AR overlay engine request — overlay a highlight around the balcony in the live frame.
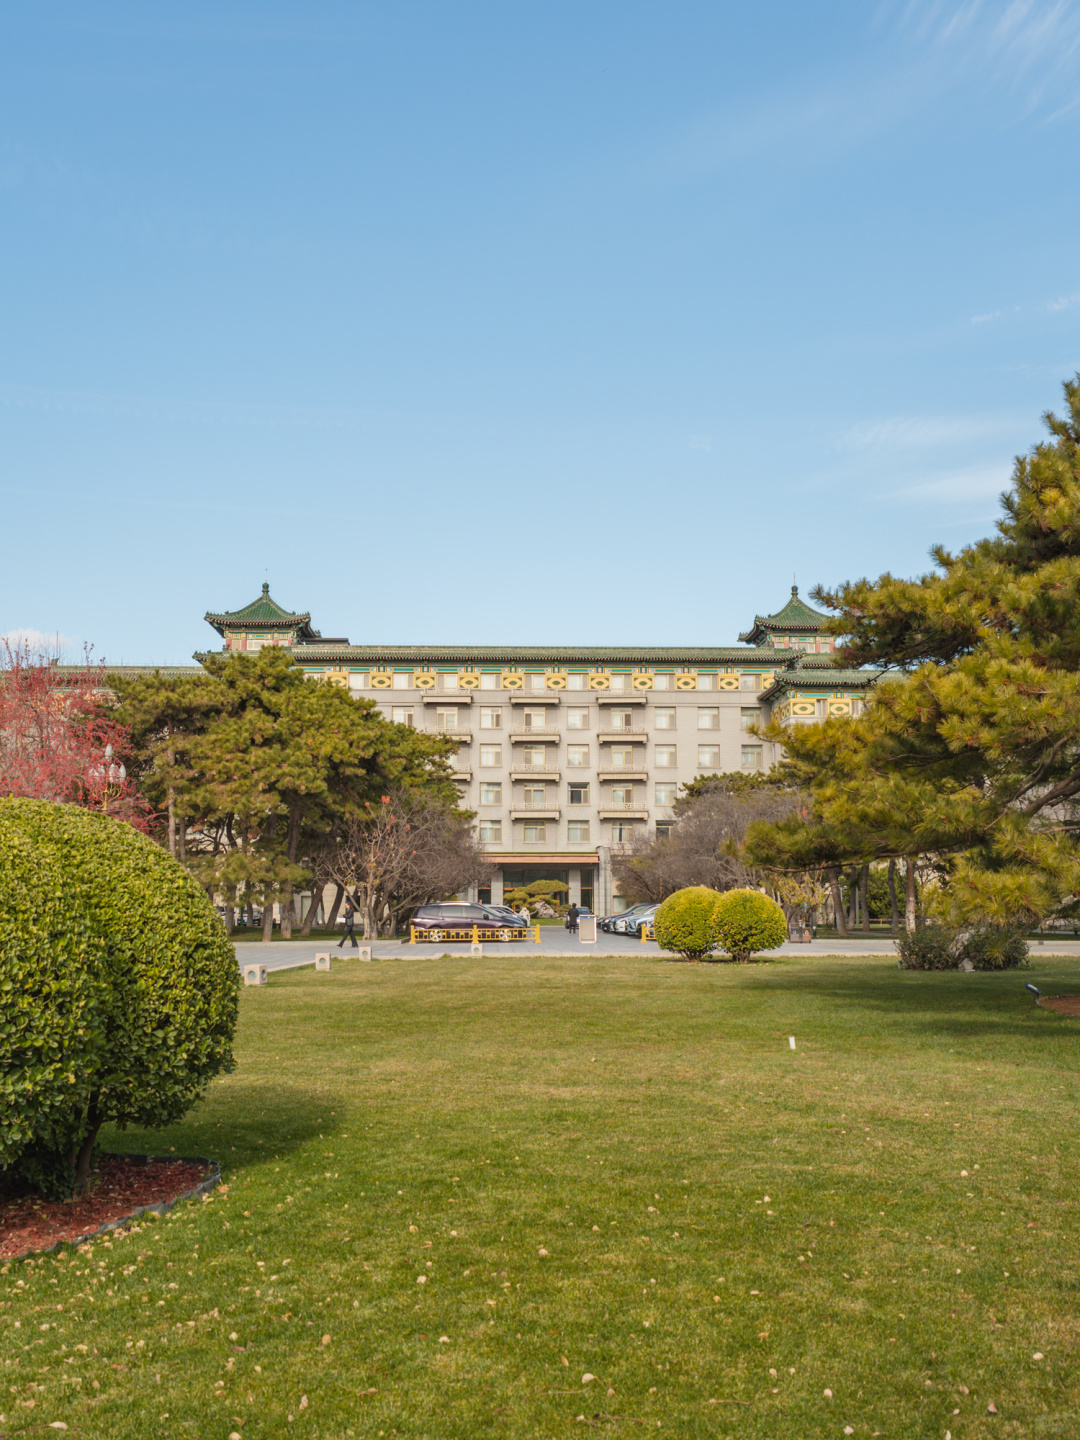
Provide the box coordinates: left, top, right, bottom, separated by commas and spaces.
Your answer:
509, 765, 560, 778
597, 727, 648, 741
421, 692, 473, 704
427, 728, 472, 741
598, 806, 648, 819
509, 693, 561, 705
597, 766, 648, 780
510, 805, 561, 819
510, 727, 560, 739
595, 693, 647, 705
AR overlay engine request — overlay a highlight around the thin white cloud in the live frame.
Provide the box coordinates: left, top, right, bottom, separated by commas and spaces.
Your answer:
1047, 292, 1080, 312
898, 462, 1014, 503
971, 310, 1002, 323
0, 627, 78, 657
838, 414, 1019, 450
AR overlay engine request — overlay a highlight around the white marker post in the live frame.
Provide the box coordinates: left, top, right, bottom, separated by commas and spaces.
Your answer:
578, 914, 597, 944
788, 1036, 796, 1050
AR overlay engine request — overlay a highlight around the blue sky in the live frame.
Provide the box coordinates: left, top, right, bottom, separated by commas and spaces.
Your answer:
2, 1, 1079, 663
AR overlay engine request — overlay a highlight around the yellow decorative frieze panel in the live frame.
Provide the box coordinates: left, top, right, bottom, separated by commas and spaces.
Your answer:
546, 672, 568, 689
829, 698, 852, 715
459, 671, 480, 689
370, 673, 393, 689
718, 675, 740, 690
674, 674, 697, 690
414, 672, 437, 689
631, 673, 653, 690
501, 672, 525, 690
588, 673, 611, 690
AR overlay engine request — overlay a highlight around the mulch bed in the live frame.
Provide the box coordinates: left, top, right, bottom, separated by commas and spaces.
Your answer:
0, 1154, 215, 1260
1038, 994, 1080, 1017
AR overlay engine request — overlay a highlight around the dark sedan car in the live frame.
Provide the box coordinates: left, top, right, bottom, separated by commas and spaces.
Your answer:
410, 902, 530, 942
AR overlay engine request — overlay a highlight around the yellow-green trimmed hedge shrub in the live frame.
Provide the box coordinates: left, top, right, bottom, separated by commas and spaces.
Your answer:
653, 885, 724, 960
710, 888, 787, 962
0, 799, 239, 1197
0, 816, 108, 1196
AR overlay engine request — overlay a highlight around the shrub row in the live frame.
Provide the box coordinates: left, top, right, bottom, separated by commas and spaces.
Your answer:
896, 922, 1029, 971
653, 885, 788, 961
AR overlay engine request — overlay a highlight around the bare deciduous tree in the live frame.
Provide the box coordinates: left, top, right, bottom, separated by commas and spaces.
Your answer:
323, 791, 489, 937
612, 778, 805, 905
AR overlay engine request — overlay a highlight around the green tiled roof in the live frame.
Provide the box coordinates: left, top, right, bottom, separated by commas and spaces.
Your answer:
290, 643, 784, 665
738, 586, 831, 643
761, 652, 881, 700
205, 584, 316, 639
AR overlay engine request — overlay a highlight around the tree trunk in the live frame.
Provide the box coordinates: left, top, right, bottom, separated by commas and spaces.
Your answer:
223, 899, 235, 933
72, 1101, 103, 1197
363, 894, 377, 941
887, 858, 900, 936
299, 887, 322, 936
262, 899, 275, 942
177, 816, 186, 862
860, 864, 871, 934
325, 883, 345, 931
280, 800, 302, 940
905, 857, 917, 934
827, 867, 848, 937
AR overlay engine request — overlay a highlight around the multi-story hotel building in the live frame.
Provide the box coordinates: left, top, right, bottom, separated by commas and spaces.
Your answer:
174, 583, 875, 912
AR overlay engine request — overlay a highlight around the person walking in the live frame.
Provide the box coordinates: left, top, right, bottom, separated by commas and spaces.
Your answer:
566, 902, 580, 935
338, 897, 359, 949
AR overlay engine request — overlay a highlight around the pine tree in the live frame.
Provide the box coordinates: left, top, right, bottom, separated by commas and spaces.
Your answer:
746, 376, 1080, 928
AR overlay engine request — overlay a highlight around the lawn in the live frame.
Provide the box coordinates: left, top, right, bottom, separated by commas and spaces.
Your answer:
2, 952, 1079, 1439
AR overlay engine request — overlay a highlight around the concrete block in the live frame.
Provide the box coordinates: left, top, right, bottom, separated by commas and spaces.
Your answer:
243, 964, 267, 987
470, 942, 484, 956
358, 945, 373, 961
315, 953, 332, 971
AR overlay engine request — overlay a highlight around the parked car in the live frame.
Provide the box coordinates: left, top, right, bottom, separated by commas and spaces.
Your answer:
625, 904, 659, 939
598, 902, 650, 933
409, 902, 529, 942
611, 903, 656, 934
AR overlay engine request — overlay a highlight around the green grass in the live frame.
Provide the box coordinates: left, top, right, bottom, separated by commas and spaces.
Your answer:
3, 953, 1080, 1439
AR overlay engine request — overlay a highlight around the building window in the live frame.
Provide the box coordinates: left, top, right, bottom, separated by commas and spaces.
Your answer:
852, 696, 864, 716
568, 783, 590, 804
696, 673, 715, 690
523, 822, 547, 843
610, 709, 635, 731
567, 673, 586, 690
567, 820, 590, 842
697, 707, 719, 729
655, 745, 677, 768
480, 745, 502, 767
611, 784, 634, 806
440, 672, 459, 690
480, 673, 499, 690
567, 745, 590, 768
567, 706, 590, 729
610, 746, 635, 768
435, 708, 459, 732
741, 745, 763, 769
698, 745, 720, 769
653, 674, 671, 690
480, 707, 503, 729
392, 671, 412, 689
655, 782, 676, 806
654, 707, 676, 730
740, 674, 761, 691
815, 698, 828, 718
348, 671, 369, 689
521, 745, 546, 766
655, 822, 673, 840
609, 673, 629, 691
479, 821, 502, 843
522, 785, 546, 806
522, 708, 547, 730
391, 706, 414, 727
611, 820, 634, 842
480, 782, 502, 805
742, 708, 761, 731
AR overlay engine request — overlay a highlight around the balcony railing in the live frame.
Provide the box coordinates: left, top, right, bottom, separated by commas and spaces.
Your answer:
511, 797, 557, 809
598, 760, 643, 770
509, 764, 560, 775
510, 727, 560, 739
598, 727, 648, 740
428, 728, 472, 740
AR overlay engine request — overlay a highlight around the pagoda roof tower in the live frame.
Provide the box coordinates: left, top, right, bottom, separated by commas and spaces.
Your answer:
738, 585, 830, 646
204, 583, 318, 647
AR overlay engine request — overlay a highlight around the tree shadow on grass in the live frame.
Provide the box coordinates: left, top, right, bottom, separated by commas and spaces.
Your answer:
737, 963, 1080, 1056
98, 1079, 332, 1174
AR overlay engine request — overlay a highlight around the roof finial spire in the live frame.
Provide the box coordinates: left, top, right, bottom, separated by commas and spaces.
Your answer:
262, 577, 270, 596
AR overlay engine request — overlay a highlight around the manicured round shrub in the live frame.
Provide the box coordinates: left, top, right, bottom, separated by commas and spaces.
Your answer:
710, 888, 787, 962
0, 799, 239, 1197
0, 815, 108, 1196
653, 886, 724, 960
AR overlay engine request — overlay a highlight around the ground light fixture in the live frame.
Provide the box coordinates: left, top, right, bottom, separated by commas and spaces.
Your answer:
1025, 983, 1042, 1001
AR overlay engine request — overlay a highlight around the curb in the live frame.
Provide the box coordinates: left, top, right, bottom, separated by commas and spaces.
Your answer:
4, 1154, 221, 1263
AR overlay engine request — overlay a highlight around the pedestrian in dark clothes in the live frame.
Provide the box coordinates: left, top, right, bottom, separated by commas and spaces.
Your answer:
338, 898, 359, 948
566, 903, 580, 934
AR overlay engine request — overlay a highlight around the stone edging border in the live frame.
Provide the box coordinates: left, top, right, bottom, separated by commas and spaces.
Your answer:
5, 1153, 221, 1263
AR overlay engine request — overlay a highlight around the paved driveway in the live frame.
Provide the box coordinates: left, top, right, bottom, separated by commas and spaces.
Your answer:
233, 929, 1080, 971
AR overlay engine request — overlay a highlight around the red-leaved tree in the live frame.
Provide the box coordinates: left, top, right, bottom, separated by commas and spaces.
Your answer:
0, 639, 151, 830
